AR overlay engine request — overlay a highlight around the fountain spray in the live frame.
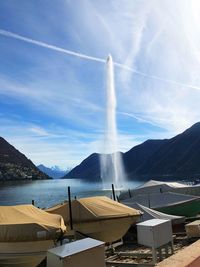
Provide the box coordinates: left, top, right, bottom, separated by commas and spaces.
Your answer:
100, 55, 126, 188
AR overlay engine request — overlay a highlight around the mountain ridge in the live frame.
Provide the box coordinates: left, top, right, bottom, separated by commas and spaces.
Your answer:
64, 122, 200, 181
0, 137, 50, 180
37, 164, 69, 179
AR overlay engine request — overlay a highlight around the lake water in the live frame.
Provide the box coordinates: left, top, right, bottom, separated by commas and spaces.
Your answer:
0, 179, 142, 208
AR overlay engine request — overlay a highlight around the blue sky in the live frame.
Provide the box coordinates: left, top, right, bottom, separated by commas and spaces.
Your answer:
1, 0, 200, 169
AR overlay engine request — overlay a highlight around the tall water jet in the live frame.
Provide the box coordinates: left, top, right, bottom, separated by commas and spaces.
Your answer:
100, 55, 126, 188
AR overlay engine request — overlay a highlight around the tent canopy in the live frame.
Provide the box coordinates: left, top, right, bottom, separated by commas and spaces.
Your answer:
0, 204, 66, 242
47, 196, 142, 223
122, 192, 199, 209
138, 180, 188, 189
119, 180, 189, 200
129, 203, 185, 225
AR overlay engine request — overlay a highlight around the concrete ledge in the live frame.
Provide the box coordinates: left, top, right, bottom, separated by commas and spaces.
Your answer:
157, 239, 200, 267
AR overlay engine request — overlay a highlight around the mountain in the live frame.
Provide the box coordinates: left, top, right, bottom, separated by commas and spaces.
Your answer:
64, 122, 200, 181
135, 122, 200, 179
37, 164, 69, 179
0, 137, 50, 180
64, 153, 101, 181
123, 139, 168, 175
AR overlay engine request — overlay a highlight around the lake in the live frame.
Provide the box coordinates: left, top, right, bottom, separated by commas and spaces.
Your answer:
0, 179, 142, 208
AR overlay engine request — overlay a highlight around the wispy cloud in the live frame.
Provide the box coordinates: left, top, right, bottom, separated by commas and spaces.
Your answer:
114, 0, 200, 134
0, 118, 103, 168
0, 74, 103, 129
115, 63, 200, 91
1, 28, 200, 92
1, 0, 200, 167
28, 126, 50, 137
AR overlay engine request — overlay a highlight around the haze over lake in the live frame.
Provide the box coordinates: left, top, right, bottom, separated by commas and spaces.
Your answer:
0, 179, 141, 208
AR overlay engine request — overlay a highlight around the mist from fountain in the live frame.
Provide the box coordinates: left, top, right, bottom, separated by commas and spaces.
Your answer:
100, 55, 127, 188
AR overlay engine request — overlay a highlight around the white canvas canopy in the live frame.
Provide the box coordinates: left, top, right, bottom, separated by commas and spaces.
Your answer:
128, 203, 185, 225
119, 180, 194, 200
121, 191, 200, 217
138, 180, 187, 189
121, 192, 199, 210
0, 204, 66, 242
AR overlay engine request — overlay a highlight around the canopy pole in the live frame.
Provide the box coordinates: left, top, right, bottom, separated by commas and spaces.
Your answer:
68, 186, 73, 230
112, 183, 116, 201
148, 194, 151, 208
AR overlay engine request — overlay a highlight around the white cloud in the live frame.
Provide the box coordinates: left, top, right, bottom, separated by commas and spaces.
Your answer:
114, 0, 200, 134
0, 118, 104, 168
1, 0, 200, 168
0, 74, 104, 129
28, 126, 50, 137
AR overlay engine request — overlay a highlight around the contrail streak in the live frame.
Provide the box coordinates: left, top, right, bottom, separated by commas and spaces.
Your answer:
1, 29, 200, 91
0, 29, 105, 63
114, 63, 200, 91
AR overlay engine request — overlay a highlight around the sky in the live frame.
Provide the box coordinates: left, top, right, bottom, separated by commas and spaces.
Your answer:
1, 0, 200, 169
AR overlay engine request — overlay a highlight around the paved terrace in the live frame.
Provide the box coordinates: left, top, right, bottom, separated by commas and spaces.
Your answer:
157, 239, 200, 267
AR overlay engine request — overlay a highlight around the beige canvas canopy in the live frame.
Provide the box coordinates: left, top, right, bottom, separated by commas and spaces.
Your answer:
46, 196, 142, 242
0, 204, 66, 242
47, 196, 141, 223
